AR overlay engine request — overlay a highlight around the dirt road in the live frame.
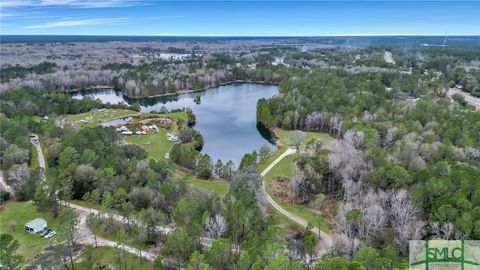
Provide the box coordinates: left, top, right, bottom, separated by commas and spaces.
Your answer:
32, 136, 158, 262
67, 201, 158, 261
448, 88, 480, 110
260, 147, 333, 254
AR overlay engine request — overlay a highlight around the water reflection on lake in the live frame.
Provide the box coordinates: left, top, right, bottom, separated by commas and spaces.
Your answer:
72, 83, 278, 164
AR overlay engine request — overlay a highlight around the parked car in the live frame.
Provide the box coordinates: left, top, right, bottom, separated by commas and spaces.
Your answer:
44, 231, 56, 238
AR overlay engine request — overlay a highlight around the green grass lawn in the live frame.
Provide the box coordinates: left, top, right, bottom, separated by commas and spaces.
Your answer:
75, 246, 153, 270
267, 204, 303, 234
257, 145, 288, 172
175, 171, 230, 197
125, 129, 175, 160
261, 151, 330, 232
0, 201, 58, 262
30, 144, 39, 169
258, 129, 331, 172
273, 128, 332, 148
69, 199, 99, 209
262, 154, 297, 191
190, 178, 230, 197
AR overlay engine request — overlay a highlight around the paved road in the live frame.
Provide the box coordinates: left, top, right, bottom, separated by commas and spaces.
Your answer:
448, 88, 480, 110
260, 147, 333, 254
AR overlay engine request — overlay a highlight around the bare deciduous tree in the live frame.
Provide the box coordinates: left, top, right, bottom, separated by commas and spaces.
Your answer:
205, 214, 227, 239
8, 163, 30, 191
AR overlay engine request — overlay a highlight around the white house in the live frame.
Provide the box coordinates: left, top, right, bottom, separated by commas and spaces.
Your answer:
25, 218, 47, 233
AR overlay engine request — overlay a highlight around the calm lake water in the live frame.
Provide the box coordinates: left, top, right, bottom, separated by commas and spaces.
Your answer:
72, 83, 278, 164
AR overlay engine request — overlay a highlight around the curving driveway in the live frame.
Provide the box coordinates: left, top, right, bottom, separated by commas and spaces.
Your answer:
260, 147, 333, 254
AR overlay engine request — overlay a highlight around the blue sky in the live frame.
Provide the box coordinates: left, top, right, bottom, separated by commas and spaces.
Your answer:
1, 1, 479, 36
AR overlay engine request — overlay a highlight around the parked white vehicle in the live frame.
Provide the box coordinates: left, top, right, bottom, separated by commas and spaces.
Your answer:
44, 231, 56, 238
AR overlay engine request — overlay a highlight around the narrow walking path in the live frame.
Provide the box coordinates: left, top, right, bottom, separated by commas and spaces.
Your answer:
260, 147, 333, 254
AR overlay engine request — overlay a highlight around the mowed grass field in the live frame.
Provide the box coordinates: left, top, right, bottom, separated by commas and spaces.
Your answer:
176, 171, 230, 197
273, 128, 332, 147
0, 201, 58, 262
125, 129, 175, 161
190, 178, 230, 197
75, 247, 153, 270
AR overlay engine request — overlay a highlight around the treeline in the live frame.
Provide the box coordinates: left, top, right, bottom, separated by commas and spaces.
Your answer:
0, 87, 139, 118
110, 54, 284, 98
0, 61, 57, 83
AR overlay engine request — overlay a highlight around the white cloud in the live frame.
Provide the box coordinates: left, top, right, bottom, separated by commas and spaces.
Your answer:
24, 17, 127, 28
39, 0, 147, 8
1, 0, 146, 9
0, 0, 34, 8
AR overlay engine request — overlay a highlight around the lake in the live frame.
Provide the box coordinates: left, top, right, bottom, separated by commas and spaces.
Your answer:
72, 83, 278, 164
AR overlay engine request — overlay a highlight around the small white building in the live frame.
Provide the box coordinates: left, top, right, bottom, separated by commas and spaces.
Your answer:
25, 218, 47, 234
29, 134, 38, 144
149, 125, 159, 133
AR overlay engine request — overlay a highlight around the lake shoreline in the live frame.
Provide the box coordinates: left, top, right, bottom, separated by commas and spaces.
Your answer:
69, 80, 279, 99
73, 83, 279, 164
270, 127, 283, 147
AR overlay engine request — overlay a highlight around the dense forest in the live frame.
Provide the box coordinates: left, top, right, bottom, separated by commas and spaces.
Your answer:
1, 38, 479, 270
257, 48, 480, 261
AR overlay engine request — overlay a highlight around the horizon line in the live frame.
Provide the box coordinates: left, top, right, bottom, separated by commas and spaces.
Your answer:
2, 34, 479, 37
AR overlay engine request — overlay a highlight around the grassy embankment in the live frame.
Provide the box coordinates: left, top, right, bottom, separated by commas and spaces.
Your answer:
0, 202, 58, 263
75, 247, 152, 270
259, 129, 332, 233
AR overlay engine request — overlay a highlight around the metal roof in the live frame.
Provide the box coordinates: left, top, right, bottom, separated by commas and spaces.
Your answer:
25, 218, 47, 228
